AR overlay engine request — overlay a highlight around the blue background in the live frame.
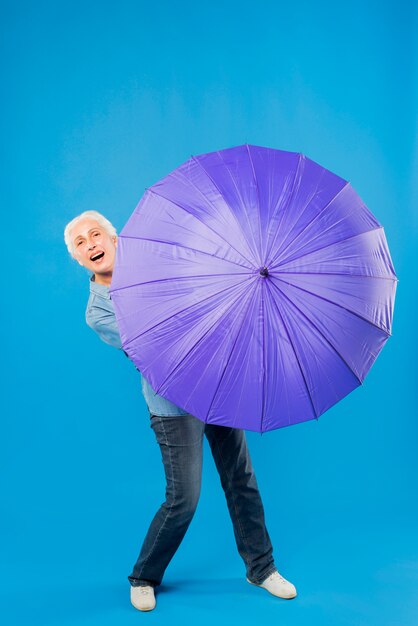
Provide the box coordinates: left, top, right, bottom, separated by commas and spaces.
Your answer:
2, 1, 417, 624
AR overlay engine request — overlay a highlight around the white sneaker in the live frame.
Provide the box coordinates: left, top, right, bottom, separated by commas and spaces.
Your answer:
247, 570, 297, 599
130, 585, 156, 611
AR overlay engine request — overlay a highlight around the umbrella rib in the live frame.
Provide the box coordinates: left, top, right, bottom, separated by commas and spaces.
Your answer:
110, 272, 252, 294
246, 144, 264, 266
266, 167, 328, 268
191, 156, 259, 266
202, 281, 260, 424
260, 280, 267, 433
147, 187, 255, 269
119, 234, 255, 272
171, 165, 256, 268
268, 278, 365, 385
270, 227, 396, 277
263, 153, 303, 267
270, 274, 392, 336
267, 181, 350, 267
231, 321, 258, 430
151, 280, 259, 404
122, 275, 255, 349
275, 270, 398, 281
270, 206, 375, 269
213, 149, 262, 264
264, 280, 319, 420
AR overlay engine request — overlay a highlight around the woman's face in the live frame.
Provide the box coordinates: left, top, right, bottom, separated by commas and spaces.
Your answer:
71, 218, 117, 277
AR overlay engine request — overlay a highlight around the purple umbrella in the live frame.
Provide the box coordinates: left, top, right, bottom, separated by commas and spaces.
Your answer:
109, 145, 397, 432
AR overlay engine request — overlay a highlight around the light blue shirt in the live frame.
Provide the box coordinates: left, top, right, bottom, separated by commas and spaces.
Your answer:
85, 274, 189, 417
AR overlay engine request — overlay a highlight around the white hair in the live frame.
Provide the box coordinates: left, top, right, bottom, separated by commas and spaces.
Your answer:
64, 210, 117, 257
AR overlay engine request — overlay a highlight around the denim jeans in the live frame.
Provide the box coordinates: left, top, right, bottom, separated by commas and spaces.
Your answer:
128, 412, 277, 588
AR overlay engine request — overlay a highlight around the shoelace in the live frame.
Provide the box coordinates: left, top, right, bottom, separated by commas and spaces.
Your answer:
139, 586, 153, 595
269, 571, 287, 583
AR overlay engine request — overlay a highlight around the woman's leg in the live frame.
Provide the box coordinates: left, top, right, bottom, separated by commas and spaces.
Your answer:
204, 424, 277, 584
128, 413, 205, 588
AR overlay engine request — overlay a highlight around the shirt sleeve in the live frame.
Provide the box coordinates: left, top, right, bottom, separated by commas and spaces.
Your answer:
85, 305, 123, 350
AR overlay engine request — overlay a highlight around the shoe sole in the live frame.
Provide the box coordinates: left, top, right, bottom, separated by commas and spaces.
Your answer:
131, 601, 156, 612
246, 577, 297, 599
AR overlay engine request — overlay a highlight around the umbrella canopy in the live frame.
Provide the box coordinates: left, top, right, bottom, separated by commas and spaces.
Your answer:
109, 145, 397, 432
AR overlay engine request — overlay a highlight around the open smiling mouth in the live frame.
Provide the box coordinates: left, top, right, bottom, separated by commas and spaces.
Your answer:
91, 252, 105, 263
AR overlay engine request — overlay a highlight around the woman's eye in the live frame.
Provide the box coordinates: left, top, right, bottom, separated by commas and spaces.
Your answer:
77, 240, 83, 246
93, 232, 100, 236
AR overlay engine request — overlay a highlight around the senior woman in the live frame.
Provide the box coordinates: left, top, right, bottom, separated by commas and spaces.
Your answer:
64, 209, 297, 612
